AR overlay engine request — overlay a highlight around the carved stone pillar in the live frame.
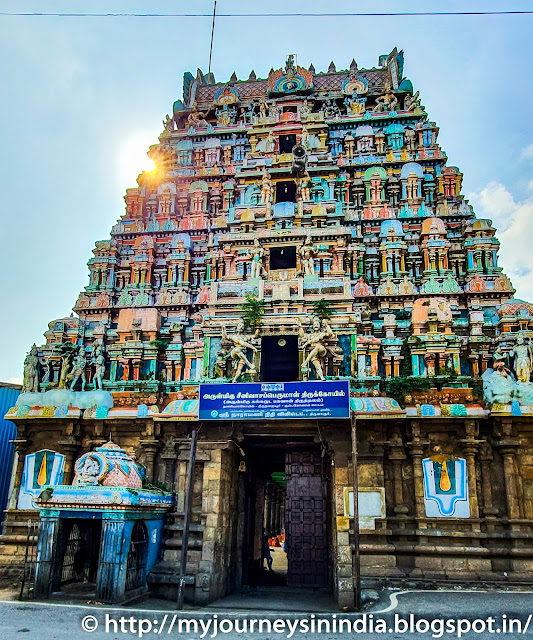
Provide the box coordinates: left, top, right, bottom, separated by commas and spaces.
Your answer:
458, 419, 482, 522
160, 437, 177, 490
264, 483, 273, 536
132, 359, 142, 381
330, 443, 354, 610
140, 439, 159, 484
479, 443, 498, 518
494, 420, 522, 520
274, 487, 282, 534
424, 353, 436, 377
407, 420, 429, 520
58, 439, 81, 485
387, 428, 408, 517
8, 438, 28, 510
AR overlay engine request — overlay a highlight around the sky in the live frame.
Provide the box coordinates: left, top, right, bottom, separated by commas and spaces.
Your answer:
0, 0, 532, 383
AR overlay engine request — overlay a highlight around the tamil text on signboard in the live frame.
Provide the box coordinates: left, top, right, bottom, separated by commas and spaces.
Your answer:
198, 380, 350, 421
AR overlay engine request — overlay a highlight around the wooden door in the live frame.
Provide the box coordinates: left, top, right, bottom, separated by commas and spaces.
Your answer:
285, 451, 328, 588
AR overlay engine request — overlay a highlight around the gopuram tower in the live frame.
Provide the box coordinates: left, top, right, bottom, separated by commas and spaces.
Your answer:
3, 49, 533, 608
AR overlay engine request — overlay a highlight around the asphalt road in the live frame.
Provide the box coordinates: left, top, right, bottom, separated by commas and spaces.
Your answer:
0, 590, 531, 640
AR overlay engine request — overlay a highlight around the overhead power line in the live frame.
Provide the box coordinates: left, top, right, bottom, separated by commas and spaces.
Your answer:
0, 10, 533, 18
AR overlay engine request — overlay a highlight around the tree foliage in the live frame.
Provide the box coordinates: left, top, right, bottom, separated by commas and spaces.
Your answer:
312, 298, 333, 321
239, 293, 265, 330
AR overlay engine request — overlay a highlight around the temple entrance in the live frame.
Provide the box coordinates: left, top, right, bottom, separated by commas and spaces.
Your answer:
260, 335, 299, 382
241, 442, 330, 593
56, 519, 102, 595
285, 451, 328, 587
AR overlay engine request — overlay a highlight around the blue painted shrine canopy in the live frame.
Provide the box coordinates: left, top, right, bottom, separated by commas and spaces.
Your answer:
199, 380, 350, 421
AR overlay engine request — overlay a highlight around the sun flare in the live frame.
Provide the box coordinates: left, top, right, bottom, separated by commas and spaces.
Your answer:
118, 131, 159, 190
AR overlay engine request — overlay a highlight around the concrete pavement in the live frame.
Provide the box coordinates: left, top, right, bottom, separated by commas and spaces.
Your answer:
0, 589, 531, 639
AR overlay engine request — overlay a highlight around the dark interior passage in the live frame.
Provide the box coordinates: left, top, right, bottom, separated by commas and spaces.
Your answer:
260, 335, 299, 382
242, 443, 329, 591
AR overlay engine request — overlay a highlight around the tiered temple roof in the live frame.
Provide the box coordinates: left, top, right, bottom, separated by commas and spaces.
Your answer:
15, 48, 533, 416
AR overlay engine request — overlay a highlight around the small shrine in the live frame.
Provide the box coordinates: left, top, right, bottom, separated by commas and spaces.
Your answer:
33, 441, 173, 604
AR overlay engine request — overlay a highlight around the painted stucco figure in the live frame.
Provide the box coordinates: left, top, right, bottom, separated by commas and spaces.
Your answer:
222, 320, 259, 383
299, 237, 316, 276
299, 318, 335, 381
249, 239, 264, 279
22, 345, 40, 393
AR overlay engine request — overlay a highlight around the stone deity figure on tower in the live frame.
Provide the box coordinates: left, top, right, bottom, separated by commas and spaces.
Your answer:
265, 132, 276, 153
510, 334, 533, 383
300, 126, 310, 150
404, 90, 422, 112
222, 320, 259, 383
296, 171, 311, 202
69, 347, 87, 391
261, 169, 273, 204
162, 114, 174, 133
93, 345, 106, 390
373, 82, 398, 113
248, 239, 265, 279
187, 102, 209, 128
22, 345, 40, 393
299, 236, 316, 276
300, 99, 312, 116
299, 318, 335, 381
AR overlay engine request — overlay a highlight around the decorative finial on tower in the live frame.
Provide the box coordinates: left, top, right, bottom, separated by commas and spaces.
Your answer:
328, 61, 336, 73
249, 70, 256, 80
350, 58, 358, 71
308, 63, 315, 74
230, 71, 237, 82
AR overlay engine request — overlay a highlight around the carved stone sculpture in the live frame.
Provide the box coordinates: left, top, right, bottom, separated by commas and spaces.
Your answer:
69, 348, 87, 391
373, 82, 398, 113
510, 334, 533, 383
300, 99, 311, 116
299, 236, 316, 276
260, 168, 273, 204
299, 318, 335, 381
249, 239, 264, 279
482, 349, 517, 406
187, 101, 209, 128
22, 345, 40, 393
404, 90, 421, 112
297, 171, 311, 202
265, 132, 276, 153
93, 345, 106, 390
223, 320, 259, 383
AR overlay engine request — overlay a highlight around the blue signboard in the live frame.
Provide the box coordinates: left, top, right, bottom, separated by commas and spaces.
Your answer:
199, 380, 350, 421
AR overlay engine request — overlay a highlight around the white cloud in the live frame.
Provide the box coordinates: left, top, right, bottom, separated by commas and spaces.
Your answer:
521, 143, 533, 160
468, 181, 518, 232
469, 181, 533, 301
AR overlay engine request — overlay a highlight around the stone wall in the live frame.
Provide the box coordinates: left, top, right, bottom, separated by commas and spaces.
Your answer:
1, 416, 532, 605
